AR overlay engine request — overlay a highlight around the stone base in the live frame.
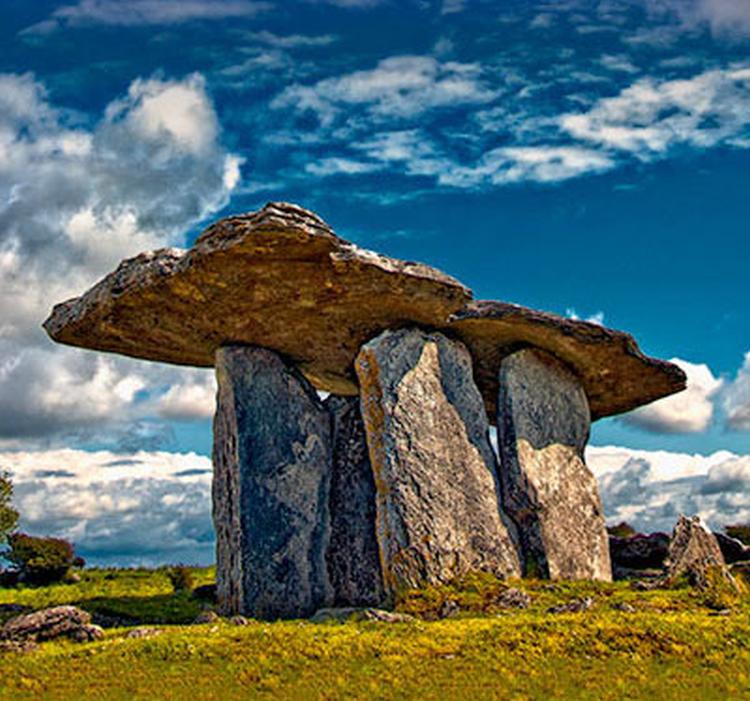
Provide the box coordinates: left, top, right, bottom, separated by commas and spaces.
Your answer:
356, 328, 521, 596
496, 348, 612, 581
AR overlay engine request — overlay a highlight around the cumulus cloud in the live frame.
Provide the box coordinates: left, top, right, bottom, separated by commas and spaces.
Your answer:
623, 358, 723, 433
724, 351, 750, 430
0, 72, 241, 441
155, 371, 216, 421
1, 449, 213, 566
24, 0, 270, 33
588, 445, 750, 533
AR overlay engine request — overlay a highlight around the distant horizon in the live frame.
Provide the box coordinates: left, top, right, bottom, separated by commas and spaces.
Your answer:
1, 0, 748, 566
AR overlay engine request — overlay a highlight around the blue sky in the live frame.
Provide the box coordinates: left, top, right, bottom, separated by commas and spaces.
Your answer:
1, 0, 749, 565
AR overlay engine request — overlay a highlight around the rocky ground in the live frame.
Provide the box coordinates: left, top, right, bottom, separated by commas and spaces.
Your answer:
1, 566, 749, 700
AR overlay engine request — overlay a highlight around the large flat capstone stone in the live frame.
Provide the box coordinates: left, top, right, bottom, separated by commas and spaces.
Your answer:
496, 348, 612, 581
43, 202, 686, 422
213, 346, 333, 619
324, 395, 384, 607
356, 328, 522, 594
43, 202, 470, 397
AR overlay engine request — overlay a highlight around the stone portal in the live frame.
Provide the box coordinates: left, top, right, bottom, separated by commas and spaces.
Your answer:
496, 348, 611, 581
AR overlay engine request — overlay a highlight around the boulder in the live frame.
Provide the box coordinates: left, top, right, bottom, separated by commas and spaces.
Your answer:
43, 203, 686, 422
713, 532, 750, 564
213, 346, 333, 619
324, 395, 384, 607
356, 328, 521, 596
665, 515, 735, 588
0, 606, 100, 643
497, 348, 612, 581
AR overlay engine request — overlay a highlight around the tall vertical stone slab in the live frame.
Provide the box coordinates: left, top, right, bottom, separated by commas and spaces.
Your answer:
497, 348, 612, 581
213, 346, 333, 619
356, 329, 521, 596
324, 395, 385, 607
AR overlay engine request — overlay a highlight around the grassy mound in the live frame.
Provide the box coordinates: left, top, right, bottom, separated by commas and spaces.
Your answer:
1, 568, 749, 700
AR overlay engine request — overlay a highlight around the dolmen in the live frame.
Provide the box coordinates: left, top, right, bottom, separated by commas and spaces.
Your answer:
44, 202, 686, 619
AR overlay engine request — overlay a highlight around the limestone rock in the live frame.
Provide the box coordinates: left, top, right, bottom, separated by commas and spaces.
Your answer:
324, 395, 384, 607
310, 607, 415, 624
44, 202, 470, 397
213, 346, 333, 620
665, 515, 734, 588
497, 348, 612, 581
356, 328, 521, 596
450, 301, 686, 420
43, 203, 686, 422
0, 606, 95, 643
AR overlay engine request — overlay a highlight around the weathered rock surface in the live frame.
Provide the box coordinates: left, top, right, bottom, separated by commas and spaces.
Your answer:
450, 301, 686, 420
497, 348, 612, 581
356, 328, 521, 595
0, 606, 101, 643
213, 346, 333, 619
324, 395, 384, 607
43, 203, 686, 422
665, 515, 734, 588
44, 202, 471, 397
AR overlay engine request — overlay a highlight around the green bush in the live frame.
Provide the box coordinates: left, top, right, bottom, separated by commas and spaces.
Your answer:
607, 522, 638, 539
5, 533, 78, 585
167, 565, 194, 593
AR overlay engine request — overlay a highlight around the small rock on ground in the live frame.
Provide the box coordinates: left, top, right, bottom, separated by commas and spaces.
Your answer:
547, 597, 594, 614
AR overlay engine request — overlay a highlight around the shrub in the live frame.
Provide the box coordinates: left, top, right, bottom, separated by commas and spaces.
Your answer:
725, 524, 750, 546
0, 471, 19, 547
167, 565, 194, 593
5, 533, 77, 585
607, 522, 637, 539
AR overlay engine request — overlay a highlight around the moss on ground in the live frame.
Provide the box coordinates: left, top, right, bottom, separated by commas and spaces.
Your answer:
1, 568, 749, 700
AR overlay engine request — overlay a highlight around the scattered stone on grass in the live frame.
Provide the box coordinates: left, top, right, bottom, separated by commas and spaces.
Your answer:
310, 607, 416, 624
125, 628, 163, 639
193, 611, 221, 625
0, 606, 101, 643
547, 597, 594, 614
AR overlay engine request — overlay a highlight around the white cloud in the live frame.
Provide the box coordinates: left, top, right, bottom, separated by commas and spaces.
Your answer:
0, 72, 241, 441
560, 66, 750, 156
441, 0, 466, 15
724, 351, 750, 430
305, 157, 383, 176
588, 445, 750, 533
1, 449, 213, 566
566, 308, 605, 325
623, 358, 723, 433
272, 55, 495, 123
24, 0, 270, 33
155, 372, 216, 421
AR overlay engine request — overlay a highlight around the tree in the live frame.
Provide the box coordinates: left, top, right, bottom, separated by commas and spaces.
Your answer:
0, 471, 19, 547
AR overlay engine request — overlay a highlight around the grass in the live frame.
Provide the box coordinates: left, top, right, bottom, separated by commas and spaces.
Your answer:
1, 568, 749, 700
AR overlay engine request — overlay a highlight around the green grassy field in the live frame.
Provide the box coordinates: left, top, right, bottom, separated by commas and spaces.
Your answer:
1, 568, 749, 700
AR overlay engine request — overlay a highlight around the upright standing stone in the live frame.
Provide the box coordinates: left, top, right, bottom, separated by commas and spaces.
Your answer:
665, 515, 736, 589
213, 346, 333, 619
356, 329, 521, 596
497, 348, 612, 581
324, 395, 385, 607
